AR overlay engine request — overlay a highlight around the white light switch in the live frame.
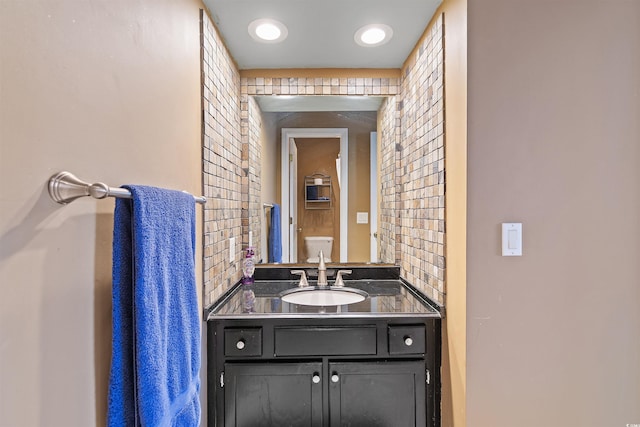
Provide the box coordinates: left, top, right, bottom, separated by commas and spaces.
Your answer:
502, 223, 522, 256
356, 212, 369, 224
229, 237, 236, 262
508, 230, 518, 249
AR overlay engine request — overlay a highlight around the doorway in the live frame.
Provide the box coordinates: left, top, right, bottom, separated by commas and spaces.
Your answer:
281, 128, 349, 263
296, 137, 341, 262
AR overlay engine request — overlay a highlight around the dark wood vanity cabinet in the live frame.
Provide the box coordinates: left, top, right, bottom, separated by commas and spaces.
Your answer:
328, 360, 426, 426
207, 318, 441, 427
224, 362, 323, 426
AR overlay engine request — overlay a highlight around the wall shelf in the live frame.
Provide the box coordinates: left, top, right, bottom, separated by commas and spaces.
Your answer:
304, 174, 332, 210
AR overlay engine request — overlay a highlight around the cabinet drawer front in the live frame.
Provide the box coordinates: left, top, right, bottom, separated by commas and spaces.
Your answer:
388, 325, 426, 355
224, 328, 262, 357
275, 327, 377, 356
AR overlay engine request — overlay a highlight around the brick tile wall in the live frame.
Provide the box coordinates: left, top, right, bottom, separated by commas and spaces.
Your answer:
241, 77, 400, 97
398, 14, 445, 304
201, 11, 244, 306
378, 96, 400, 264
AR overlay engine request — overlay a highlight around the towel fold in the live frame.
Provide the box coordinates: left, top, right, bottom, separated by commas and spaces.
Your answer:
268, 203, 282, 263
108, 185, 201, 427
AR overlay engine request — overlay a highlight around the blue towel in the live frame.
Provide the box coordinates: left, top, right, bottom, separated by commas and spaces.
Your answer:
268, 203, 282, 263
108, 185, 201, 427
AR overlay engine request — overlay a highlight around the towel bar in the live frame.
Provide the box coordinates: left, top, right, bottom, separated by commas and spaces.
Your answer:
48, 171, 206, 205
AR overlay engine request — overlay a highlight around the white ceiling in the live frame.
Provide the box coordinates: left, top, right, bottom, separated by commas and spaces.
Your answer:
203, 0, 442, 70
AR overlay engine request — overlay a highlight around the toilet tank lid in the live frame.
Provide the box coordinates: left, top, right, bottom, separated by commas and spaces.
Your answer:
304, 236, 333, 241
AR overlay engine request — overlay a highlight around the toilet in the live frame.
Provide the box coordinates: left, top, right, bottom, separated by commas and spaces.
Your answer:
304, 236, 333, 263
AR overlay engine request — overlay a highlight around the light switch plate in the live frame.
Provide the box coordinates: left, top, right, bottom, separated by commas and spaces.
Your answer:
502, 223, 522, 256
229, 237, 236, 262
356, 212, 369, 224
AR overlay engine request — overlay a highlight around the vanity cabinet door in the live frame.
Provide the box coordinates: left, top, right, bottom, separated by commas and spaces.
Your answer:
224, 362, 323, 427
328, 361, 426, 427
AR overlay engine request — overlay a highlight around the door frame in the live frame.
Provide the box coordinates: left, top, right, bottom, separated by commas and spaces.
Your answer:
281, 128, 349, 263
289, 138, 298, 262
370, 131, 378, 263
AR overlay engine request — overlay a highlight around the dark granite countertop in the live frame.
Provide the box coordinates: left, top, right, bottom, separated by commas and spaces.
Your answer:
206, 278, 442, 320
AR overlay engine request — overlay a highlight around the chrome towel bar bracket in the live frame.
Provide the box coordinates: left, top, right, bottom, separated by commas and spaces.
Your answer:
47, 171, 206, 205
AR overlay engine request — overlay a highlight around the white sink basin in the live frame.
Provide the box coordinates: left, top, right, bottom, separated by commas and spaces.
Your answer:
280, 286, 368, 306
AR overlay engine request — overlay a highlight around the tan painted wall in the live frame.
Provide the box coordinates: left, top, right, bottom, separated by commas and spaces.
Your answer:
0, 1, 204, 425
347, 129, 373, 263
438, 0, 467, 426
467, 1, 640, 426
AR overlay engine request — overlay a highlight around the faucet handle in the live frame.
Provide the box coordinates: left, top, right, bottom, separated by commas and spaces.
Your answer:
291, 270, 309, 288
334, 270, 352, 287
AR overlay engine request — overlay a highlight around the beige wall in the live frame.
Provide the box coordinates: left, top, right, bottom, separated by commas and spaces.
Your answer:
467, 1, 640, 426
438, 0, 467, 425
0, 1, 204, 426
347, 130, 372, 262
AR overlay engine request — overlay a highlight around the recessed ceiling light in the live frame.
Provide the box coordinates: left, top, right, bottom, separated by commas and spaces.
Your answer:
248, 19, 288, 43
354, 24, 393, 47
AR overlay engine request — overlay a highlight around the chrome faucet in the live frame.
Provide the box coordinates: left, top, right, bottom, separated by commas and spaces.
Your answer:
317, 250, 328, 286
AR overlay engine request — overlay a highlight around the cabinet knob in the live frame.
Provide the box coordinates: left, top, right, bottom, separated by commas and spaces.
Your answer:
236, 340, 245, 350
331, 374, 339, 383
404, 336, 413, 346
312, 374, 321, 384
